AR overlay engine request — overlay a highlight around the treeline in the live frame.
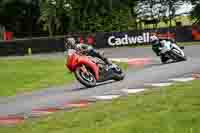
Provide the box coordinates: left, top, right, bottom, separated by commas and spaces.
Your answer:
0, 0, 199, 37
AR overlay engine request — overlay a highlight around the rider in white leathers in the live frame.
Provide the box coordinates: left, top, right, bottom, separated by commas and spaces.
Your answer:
151, 35, 185, 63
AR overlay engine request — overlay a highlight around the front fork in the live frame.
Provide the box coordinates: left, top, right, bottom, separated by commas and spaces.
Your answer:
171, 43, 185, 56
80, 65, 90, 76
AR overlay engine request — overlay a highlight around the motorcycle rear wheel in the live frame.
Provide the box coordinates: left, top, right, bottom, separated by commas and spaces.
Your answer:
160, 55, 169, 64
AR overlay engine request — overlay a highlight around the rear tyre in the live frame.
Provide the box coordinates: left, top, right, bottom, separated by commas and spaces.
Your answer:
180, 56, 187, 61
161, 55, 169, 64
75, 66, 96, 88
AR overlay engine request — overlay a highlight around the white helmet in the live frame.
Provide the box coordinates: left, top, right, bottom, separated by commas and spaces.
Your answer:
160, 40, 166, 44
150, 35, 159, 43
160, 40, 168, 46
65, 37, 76, 49
66, 37, 76, 45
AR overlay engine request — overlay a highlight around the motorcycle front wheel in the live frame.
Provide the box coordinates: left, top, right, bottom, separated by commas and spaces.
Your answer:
75, 66, 97, 88
171, 49, 187, 61
112, 66, 125, 81
113, 72, 125, 81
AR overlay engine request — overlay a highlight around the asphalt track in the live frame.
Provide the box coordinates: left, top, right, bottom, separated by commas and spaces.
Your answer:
0, 45, 200, 117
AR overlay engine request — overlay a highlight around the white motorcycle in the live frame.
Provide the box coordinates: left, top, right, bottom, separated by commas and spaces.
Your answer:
159, 40, 187, 64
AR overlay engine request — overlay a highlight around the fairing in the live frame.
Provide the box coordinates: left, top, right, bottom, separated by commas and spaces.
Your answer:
66, 51, 100, 80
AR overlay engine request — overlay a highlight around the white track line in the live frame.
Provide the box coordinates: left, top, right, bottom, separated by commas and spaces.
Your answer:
121, 89, 146, 94
92, 95, 121, 100
150, 82, 174, 87
109, 58, 129, 63
169, 77, 195, 82
31, 111, 54, 116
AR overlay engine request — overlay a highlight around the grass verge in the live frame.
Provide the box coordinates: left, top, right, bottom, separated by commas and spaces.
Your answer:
0, 58, 74, 97
0, 58, 128, 97
178, 41, 200, 46
0, 80, 200, 132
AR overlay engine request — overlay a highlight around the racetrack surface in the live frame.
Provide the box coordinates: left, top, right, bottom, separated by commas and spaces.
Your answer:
0, 45, 200, 116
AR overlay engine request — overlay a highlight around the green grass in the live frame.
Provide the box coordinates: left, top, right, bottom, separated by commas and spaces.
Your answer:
0, 58, 128, 97
1, 80, 200, 132
141, 16, 194, 29
157, 16, 194, 28
0, 58, 74, 97
178, 42, 200, 46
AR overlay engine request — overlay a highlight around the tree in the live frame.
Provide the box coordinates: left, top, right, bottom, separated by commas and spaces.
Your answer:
70, 0, 116, 31
70, 0, 138, 32
39, 0, 72, 36
136, 0, 184, 29
162, 0, 184, 27
0, 0, 40, 37
0, 0, 138, 36
190, 0, 200, 24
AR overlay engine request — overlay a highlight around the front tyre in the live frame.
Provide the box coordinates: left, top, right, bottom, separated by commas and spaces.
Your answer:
75, 66, 96, 88
171, 49, 187, 61
113, 72, 125, 81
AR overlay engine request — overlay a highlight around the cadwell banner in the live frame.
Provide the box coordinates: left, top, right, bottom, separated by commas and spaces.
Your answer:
96, 31, 170, 48
108, 32, 151, 46
95, 31, 151, 48
95, 26, 193, 48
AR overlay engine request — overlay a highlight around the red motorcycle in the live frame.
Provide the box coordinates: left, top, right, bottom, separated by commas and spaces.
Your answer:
65, 49, 125, 88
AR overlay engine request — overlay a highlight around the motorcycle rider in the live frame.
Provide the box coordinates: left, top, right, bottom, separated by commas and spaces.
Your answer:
65, 37, 115, 70
150, 34, 176, 56
150, 35, 163, 56
150, 35, 172, 63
